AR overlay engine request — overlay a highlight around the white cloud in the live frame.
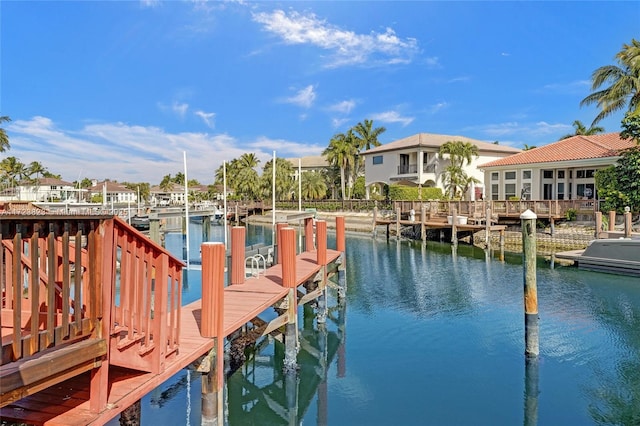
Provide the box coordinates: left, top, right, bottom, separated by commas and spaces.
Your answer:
172, 102, 189, 118
328, 99, 356, 114
195, 110, 216, 128
140, 0, 160, 8
429, 102, 449, 114
252, 9, 419, 68
370, 111, 414, 127
466, 121, 573, 139
284, 85, 316, 108
425, 56, 441, 69
7, 116, 326, 183
332, 117, 351, 129
540, 80, 590, 95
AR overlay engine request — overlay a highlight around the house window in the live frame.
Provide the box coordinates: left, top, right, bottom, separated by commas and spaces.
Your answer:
521, 182, 531, 200
522, 170, 531, 180
505, 183, 516, 199
372, 155, 383, 165
543, 170, 553, 179
558, 170, 565, 179
557, 182, 565, 200
586, 169, 595, 178
505, 171, 516, 180
577, 183, 595, 199
491, 184, 499, 200
491, 172, 499, 181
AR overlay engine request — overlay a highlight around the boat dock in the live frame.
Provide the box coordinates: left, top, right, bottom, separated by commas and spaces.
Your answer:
0, 213, 346, 425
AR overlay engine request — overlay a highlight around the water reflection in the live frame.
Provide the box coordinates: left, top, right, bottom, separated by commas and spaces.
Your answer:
226, 285, 347, 425
133, 226, 640, 425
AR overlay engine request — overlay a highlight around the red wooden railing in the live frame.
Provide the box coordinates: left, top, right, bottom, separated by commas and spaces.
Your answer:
1, 214, 183, 379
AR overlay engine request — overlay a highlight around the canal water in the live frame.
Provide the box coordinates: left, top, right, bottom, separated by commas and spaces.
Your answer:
109, 221, 640, 425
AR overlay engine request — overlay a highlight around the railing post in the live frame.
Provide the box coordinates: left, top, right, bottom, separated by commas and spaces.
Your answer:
595, 212, 602, 239
231, 226, 245, 285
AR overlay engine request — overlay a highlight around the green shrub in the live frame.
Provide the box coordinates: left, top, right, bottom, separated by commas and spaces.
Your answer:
387, 185, 443, 201
565, 208, 577, 221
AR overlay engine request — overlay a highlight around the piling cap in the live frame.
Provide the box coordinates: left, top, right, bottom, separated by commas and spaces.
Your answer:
520, 209, 537, 220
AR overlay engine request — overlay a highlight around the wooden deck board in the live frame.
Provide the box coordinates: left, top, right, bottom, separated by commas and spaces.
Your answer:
0, 248, 341, 425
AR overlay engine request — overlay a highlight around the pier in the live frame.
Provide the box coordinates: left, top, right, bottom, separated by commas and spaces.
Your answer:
0, 213, 346, 425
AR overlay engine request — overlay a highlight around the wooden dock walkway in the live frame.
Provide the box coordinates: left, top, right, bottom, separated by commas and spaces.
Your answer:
0, 213, 346, 425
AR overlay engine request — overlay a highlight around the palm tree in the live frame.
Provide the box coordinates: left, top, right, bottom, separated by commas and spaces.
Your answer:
261, 157, 294, 201
159, 174, 174, 192
438, 141, 479, 199
580, 39, 640, 125
0, 116, 11, 152
559, 120, 605, 140
523, 144, 537, 151
323, 131, 358, 200
27, 161, 47, 181
301, 171, 327, 200
352, 119, 386, 151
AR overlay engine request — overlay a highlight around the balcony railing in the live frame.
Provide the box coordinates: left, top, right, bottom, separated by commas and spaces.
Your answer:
397, 164, 418, 175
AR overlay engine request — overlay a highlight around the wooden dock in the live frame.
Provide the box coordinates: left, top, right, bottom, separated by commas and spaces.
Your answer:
0, 213, 346, 425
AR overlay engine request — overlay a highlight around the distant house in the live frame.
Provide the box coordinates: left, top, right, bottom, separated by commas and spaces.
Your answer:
478, 133, 636, 201
287, 156, 330, 175
89, 180, 137, 205
13, 177, 81, 202
361, 133, 521, 200
149, 183, 186, 206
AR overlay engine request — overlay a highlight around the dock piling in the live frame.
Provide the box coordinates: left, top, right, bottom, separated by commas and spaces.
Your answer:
231, 226, 246, 285
608, 210, 616, 231
485, 208, 491, 247
280, 227, 298, 373
521, 209, 539, 358
451, 207, 458, 245
595, 212, 602, 239
624, 208, 632, 238
316, 220, 328, 324
421, 205, 426, 243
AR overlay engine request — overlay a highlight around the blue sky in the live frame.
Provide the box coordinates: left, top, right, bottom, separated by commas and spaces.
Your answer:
2, 1, 639, 184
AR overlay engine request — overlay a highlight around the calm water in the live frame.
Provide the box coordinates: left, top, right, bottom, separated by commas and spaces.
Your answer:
109, 221, 640, 425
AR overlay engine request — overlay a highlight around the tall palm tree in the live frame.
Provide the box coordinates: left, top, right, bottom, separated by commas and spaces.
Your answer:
301, 171, 327, 200
323, 131, 358, 200
439, 140, 479, 168
523, 144, 537, 151
27, 161, 47, 181
559, 120, 605, 140
580, 39, 640, 125
0, 116, 11, 152
352, 119, 386, 151
261, 157, 294, 201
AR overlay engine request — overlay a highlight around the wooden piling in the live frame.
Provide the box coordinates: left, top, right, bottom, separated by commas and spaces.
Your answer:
608, 210, 616, 231
624, 210, 632, 238
336, 216, 346, 253
549, 217, 555, 236
203, 215, 211, 241
595, 211, 602, 239
149, 213, 160, 245
276, 222, 287, 264
231, 226, 246, 285
280, 227, 298, 372
396, 207, 401, 240
421, 204, 426, 243
200, 242, 226, 423
305, 217, 315, 251
521, 209, 539, 357
373, 206, 378, 236
485, 208, 491, 247
451, 207, 458, 245
316, 220, 327, 266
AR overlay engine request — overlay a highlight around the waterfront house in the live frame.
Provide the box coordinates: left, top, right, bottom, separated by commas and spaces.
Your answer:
149, 183, 186, 206
361, 133, 521, 200
478, 133, 636, 201
89, 180, 137, 205
10, 177, 80, 202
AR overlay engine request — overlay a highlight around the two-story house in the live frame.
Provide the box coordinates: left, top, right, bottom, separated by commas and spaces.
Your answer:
15, 177, 81, 202
361, 133, 521, 200
478, 132, 636, 201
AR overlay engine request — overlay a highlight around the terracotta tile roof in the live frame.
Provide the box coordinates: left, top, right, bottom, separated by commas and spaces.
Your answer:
362, 132, 521, 155
479, 133, 636, 168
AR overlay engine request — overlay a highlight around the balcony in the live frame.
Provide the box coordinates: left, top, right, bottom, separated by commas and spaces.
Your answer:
423, 164, 436, 173
397, 164, 418, 175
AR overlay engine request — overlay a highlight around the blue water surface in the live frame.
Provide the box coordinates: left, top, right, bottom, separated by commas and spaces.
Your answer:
109, 222, 640, 425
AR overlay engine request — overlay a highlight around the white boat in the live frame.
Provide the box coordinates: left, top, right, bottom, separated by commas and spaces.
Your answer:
555, 238, 640, 276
